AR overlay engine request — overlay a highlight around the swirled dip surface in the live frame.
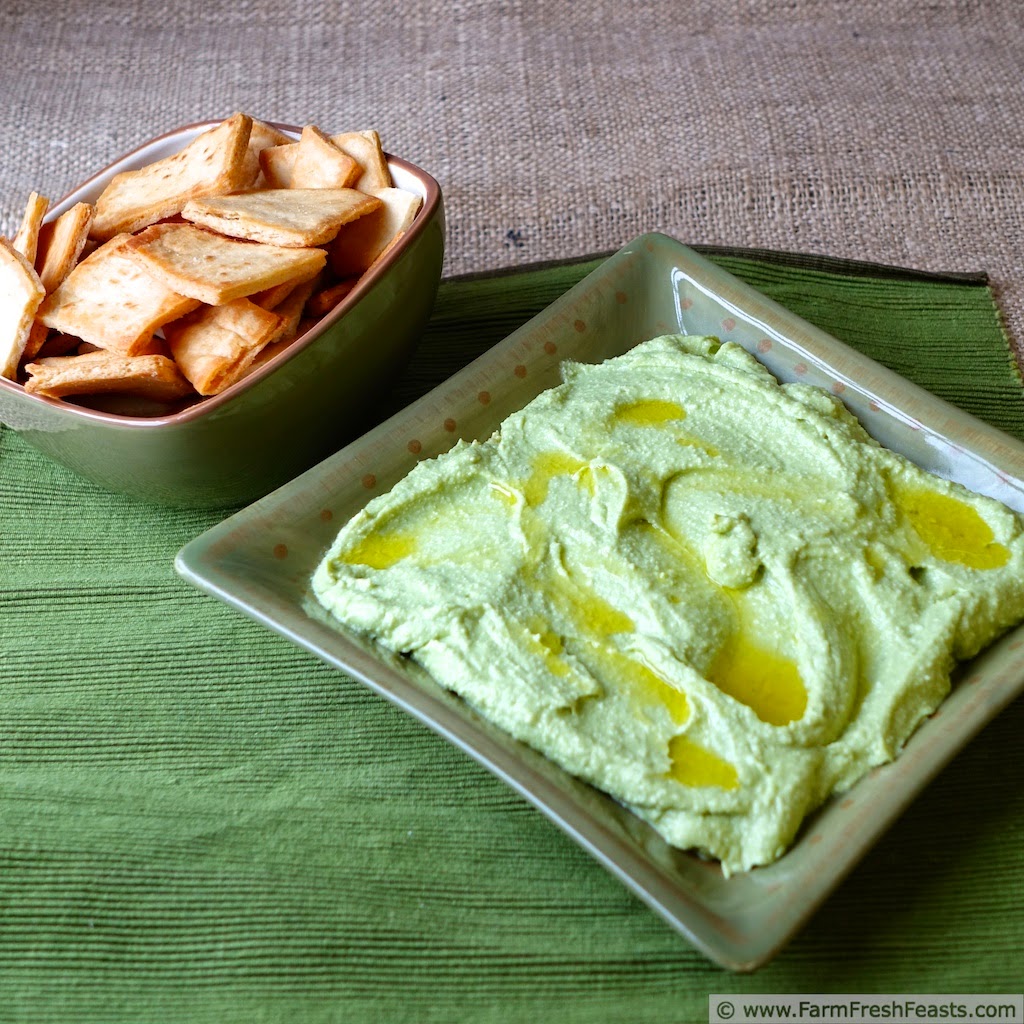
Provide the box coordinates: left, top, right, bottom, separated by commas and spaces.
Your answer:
312, 335, 1024, 873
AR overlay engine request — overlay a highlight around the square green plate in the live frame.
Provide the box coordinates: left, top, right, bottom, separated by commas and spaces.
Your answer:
175, 233, 1024, 971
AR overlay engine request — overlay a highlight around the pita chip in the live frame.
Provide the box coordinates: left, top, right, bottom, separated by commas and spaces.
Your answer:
259, 142, 300, 188
181, 188, 381, 247
249, 119, 293, 153
163, 297, 284, 395
251, 264, 324, 310
329, 187, 421, 277
330, 130, 392, 191
268, 274, 317, 343
289, 126, 359, 188
21, 321, 51, 362
242, 277, 319, 378
261, 124, 379, 189
0, 237, 46, 379
90, 113, 256, 241
35, 202, 94, 294
24, 351, 194, 401
12, 192, 50, 264
37, 233, 201, 354
125, 222, 327, 304
305, 277, 358, 319
243, 119, 294, 187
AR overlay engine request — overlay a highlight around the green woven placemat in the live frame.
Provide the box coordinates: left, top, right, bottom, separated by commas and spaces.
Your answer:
1, 250, 1022, 1023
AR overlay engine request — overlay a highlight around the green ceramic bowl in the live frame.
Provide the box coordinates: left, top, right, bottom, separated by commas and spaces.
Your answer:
0, 120, 445, 508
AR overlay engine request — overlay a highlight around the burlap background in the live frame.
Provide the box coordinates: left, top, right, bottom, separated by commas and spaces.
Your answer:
2, 0, 1023, 362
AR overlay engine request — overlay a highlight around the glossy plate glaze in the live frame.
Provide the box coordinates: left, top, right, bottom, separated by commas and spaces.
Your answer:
175, 233, 1024, 970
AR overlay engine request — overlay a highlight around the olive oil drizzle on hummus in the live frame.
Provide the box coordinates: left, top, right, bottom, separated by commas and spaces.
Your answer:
339, 530, 416, 570
709, 630, 807, 727
313, 335, 1024, 874
668, 734, 741, 790
894, 483, 1011, 569
613, 398, 687, 427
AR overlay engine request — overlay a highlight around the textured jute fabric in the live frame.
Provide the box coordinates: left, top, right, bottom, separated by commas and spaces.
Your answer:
1, 252, 1023, 1020
2, 0, 1024, 358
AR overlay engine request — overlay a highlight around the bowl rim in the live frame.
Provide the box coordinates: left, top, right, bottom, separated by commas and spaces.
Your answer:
0, 118, 443, 430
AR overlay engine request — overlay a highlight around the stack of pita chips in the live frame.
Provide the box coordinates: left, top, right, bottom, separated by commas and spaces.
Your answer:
0, 113, 422, 404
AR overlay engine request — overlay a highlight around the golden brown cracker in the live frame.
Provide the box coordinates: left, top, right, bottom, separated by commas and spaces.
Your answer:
330, 130, 392, 191
21, 320, 51, 362
250, 264, 324, 310
12, 192, 50, 265
305, 277, 358, 319
125, 222, 327, 305
244, 120, 294, 188
181, 188, 381, 247
290, 126, 360, 189
329, 187, 421, 277
0, 237, 46, 379
37, 234, 201, 355
90, 113, 256, 241
163, 297, 284, 395
23, 351, 194, 401
35, 202, 94, 294
259, 142, 300, 188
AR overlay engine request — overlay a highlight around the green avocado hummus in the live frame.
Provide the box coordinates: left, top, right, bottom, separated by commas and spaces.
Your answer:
312, 335, 1024, 874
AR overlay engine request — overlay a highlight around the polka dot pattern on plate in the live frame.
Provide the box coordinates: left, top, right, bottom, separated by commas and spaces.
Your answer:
574, 319, 586, 333
721, 317, 736, 332
361, 473, 376, 489
273, 543, 288, 559
757, 338, 772, 353
514, 364, 527, 378
444, 418, 457, 432
408, 439, 422, 455
544, 341, 557, 355
478, 390, 491, 405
